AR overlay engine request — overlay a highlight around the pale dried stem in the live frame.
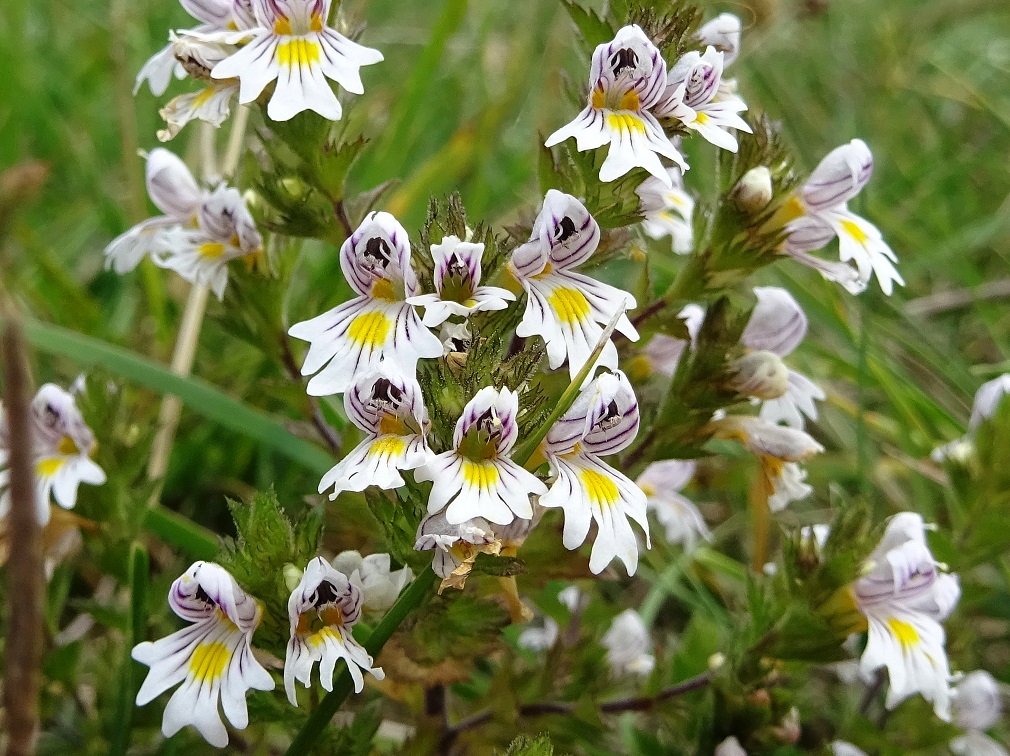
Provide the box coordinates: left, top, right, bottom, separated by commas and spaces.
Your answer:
1, 313, 43, 756
146, 113, 249, 499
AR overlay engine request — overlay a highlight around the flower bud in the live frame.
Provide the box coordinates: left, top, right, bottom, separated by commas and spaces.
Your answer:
697, 13, 742, 65
771, 707, 801, 744
729, 350, 789, 400
282, 563, 304, 592
953, 670, 1002, 731
733, 166, 773, 214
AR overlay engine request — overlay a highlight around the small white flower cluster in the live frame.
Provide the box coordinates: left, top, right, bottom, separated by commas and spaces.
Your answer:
132, 552, 411, 747
287, 199, 656, 584
136, 0, 383, 140
0, 383, 105, 525
104, 148, 262, 299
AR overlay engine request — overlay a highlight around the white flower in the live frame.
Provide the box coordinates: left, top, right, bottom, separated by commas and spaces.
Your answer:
510, 191, 639, 381
767, 461, 812, 512
602, 609, 654, 676
132, 562, 274, 747
330, 550, 412, 613
284, 557, 383, 704
715, 737, 748, 756
741, 286, 825, 429
852, 513, 958, 720
715, 415, 824, 462
636, 304, 704, 378
406, 235, 515, 327
636, 459, 711, 551
414, 510, 500, 591
933, 374, 1010, 461
417, 386, 546, 526
317, 366, 431, 497
204, 0, 383, 122
540, 371, 650, 575
289, 211, 443, 396
0, 384, 106, 526
830, 743, 868, 756
779, 139, 903, 295
950, 731, 1009, 756
953, 670, 1002, 731
635, 166, 694, 254
655, 46, 752, 152
545, 25, 687, 185
517, 617, 560, 652
159, 81, 239, 142
697, 13, 742, 66
104, 149, 262, 298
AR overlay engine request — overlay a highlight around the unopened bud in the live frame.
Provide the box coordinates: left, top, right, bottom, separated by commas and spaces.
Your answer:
733, 166, 773, 214
715, 737, 747, 756
772, 707, 801, 744
729, 350, 789, 400
283, 563, 304, 592
708, 652, 726, 670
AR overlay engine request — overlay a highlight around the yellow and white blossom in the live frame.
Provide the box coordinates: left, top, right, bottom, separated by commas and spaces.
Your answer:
636, 459, 711, 551
330, 550, 412, 613
545, 25, 687, 185
779, 139, 903, 295
317, 366, 431, 497
417, 386, 547, 526
540, 371, 650, 575
157, 32, 240, 141
206, 0, 383, 122
636, 166, 694, 254
104, 148, 262, 299
0, 384, 106, 526
406, 235, 515, 327
284, 557, 383, 704
510, 190, 639, 381
853, 513, 958, 720
132, 561, 274, 747
289, 211, 443, 396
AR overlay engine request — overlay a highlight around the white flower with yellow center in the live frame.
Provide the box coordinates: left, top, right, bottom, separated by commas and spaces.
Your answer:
741, 286, 825, 429
540, 371, 650, 575
156, 32, 242, 141
132, 561, 274, 747
317, 367, 431, 498
777, 139, 903, 295
205, 0, 383, 122
636, 460, 711, 551
135, 0, 256, 97
284, 557, 383, 704
636, 166, 695, 254
330, 550, 412, 613
545, 25, 687, 186
655, 46, 752, 152
0, 384, 106, 526
289, 211, 443, 396
510, 190, 639, 381
406, 235, 515, 327
414, 510, 500, 591
417, 386, 547, 526
853, 513, 958, 721
104, 149, 262, 299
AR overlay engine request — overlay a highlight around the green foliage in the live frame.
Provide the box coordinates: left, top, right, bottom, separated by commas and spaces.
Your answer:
217, 489, 323, 651
502, 733, 556, 756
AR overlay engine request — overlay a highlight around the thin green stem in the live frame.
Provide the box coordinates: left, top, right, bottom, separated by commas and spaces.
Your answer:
284, 569, 439, 754
109, 545, 149, 756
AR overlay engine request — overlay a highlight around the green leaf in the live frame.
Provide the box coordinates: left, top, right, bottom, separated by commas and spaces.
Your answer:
561, 1, 615, 49
503, 733, 556, 756
22, 318, 334, 476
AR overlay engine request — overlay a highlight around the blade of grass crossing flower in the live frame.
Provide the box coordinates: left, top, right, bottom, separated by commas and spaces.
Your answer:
513, 306, 627, 468
20, 318, 334, 475
109, 544, 149, 756
285, 568, 439, 755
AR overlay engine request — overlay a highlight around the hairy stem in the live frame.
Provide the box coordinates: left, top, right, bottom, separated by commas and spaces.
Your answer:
1, 313, 43, 756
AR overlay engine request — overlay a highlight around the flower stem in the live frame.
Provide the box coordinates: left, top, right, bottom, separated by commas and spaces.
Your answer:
1, 310, 43, 756
284, 568, 439, 754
